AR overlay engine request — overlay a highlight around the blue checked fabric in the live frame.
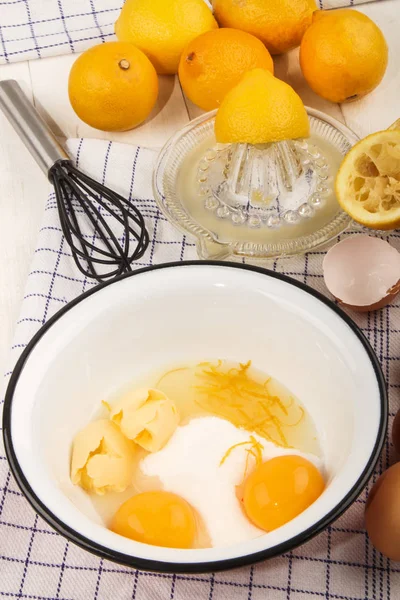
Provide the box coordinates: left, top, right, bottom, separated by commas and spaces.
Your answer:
0, 136, 400, 598
0, 0, 380, 64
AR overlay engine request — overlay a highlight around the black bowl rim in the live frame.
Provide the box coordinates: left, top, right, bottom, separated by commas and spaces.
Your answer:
2, 261, 388, 574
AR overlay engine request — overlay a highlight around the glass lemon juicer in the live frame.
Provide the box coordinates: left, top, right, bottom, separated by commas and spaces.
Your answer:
153, 108, 360, 260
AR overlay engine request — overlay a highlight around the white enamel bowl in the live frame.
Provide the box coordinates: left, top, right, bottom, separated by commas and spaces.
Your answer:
3, 262, 387, 573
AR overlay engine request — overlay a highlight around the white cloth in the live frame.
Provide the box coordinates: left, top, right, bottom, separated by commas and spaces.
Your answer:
0, 136, 399, 599
0, 0, 381, 64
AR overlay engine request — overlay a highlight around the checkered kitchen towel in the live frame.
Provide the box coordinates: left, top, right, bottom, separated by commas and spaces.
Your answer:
0, 0, 381, 64
0, 136, 400, 598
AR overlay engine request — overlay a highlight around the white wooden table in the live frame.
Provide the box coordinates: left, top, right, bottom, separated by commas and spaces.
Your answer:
0, 0, 399, 381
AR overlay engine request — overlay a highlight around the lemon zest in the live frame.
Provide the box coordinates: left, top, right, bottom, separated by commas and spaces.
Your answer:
220, 436, 265, 495
220, 439, 254, 466
155, 366, 189, 388
194, 360, 304, 447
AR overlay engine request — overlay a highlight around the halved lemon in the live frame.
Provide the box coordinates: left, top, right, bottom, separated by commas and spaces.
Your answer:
335, 127, 400, 230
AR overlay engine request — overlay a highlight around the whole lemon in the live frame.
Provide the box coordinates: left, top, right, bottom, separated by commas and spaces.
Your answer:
300, 10, 388, 103
215, 69, 309, 144
212, 0, 317, 55
68, 42, 158, 132
115, 0, 218, 75
179, 28, 274, 111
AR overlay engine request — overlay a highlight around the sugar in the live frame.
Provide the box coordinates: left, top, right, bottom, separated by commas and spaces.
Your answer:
140, 416, 322, 548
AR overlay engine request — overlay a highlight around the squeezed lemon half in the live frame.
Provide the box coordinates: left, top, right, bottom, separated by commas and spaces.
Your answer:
335, 123, 400, 230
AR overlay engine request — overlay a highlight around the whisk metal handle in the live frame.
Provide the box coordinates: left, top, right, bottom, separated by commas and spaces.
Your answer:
0, 79, 69, 175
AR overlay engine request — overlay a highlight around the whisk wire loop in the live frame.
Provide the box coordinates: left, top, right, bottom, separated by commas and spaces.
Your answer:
49, 160, 150, 282
59, 172, 129, 260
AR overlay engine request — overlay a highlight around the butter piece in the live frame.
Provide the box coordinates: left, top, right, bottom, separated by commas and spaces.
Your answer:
70, 419, 134, 495
111, 388, 179, 452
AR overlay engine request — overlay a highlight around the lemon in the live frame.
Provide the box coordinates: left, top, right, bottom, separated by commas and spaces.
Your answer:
214, 69, 309, 145
300, 10, 388, 103
115, 0, 218, 75
178, 28, 274, 111
336, 127, 400, 230
213, 0, 317, 55
68, 42, 158, 132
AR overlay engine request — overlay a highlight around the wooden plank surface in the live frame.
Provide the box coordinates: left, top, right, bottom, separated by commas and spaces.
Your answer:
29, 54, 191, 146
0, 0, 398, 383
0, 60, 49, 384
338, 1, 400, 136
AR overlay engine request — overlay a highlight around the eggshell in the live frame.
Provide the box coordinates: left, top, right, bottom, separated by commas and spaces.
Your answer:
323, 236, 400, 312
365, 463, 400, 561
392, 409, 400, 455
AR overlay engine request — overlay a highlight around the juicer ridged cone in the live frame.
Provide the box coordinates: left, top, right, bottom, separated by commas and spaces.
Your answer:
198, 138, 333, 230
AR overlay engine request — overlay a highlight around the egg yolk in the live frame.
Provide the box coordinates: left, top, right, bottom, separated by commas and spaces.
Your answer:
110, 491, 197, 549
243, 455, 325, 532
